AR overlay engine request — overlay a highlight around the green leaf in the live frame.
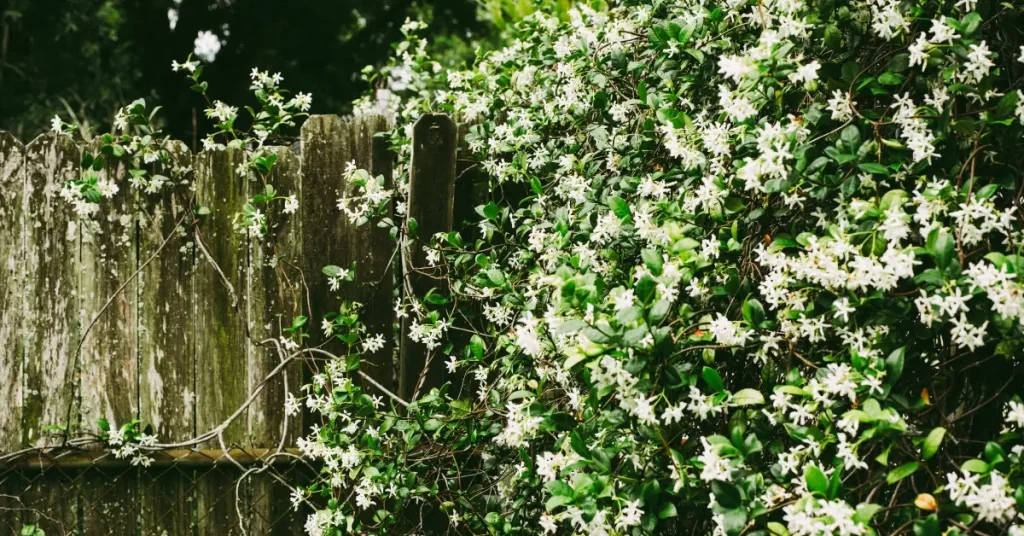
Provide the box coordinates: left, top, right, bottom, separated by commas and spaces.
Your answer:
530, 177, 543, 195
931, 231, 955, 270
961, 11, 982, 35
857, 162, 889, 175
702, 366, 724, 392
608, 196, 631, 218
840, 125, 861, 152
658, 501, 678, 519
878, 72, 904, 86
731, 388, 765, 406
483, 201, 499, 220
960, 458, 989, 473
922, 427, 946, 461
804, 465, 829, 494
824, 24, 842, 50
741, 298, 765, 327
914, 514, 940, 536
469, 335, 486, 359
570, 430, 592, 459
885, 347, 905, 384
886, 462, 920, 484
975, 184, 1000, 199
853, 503, 882, 525
322, 265, 346, 278
641, 249, 663, 275
711, 480, 742, 509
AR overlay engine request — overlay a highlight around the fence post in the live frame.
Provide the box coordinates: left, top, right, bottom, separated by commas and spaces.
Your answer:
399, 113, 457, 402
138, 140, 194, 536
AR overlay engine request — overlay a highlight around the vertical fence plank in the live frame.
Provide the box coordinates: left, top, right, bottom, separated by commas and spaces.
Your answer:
0, 132, 26, 534
399, 114, 458, 402
138, 141, 195, 536
299, 115, 349, 358
18, 133, 81, 535
78, 140, 140, 536
247, 146, 306, 535
0, 133, 24, 452
347, 115, 396, 399
194, 148, 249, 536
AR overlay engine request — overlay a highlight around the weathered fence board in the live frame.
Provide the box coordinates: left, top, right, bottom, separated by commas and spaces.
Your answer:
194, 148, 250, 536
138, 141, 195, 536
0, 132, 24, 455
345, 115, 396, 398
0, 113, 463, 535
21, 134, 81, 449
399, 113, 458, 401
19, 134, 82, 536
0, 131, 26, 536
78, 140, 141, 536
248, 145, 306, 535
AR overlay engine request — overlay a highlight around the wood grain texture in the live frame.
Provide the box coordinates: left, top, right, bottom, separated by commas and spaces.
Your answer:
194, 148, 249, 536
78, 140, 139, 536
138, 141, 195, 536
399, 114, 458, 402
0, 132, 26, 536
21, 134, 81, 447
0, 132, 25, 456
19, 133, 82, 535
347, 115, 396, 401
247, 146, 306, 536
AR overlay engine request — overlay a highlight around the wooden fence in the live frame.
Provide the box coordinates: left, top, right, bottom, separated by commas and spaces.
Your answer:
0, 113, 463, 535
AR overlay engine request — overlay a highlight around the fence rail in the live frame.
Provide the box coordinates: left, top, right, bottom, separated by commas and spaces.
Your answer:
0, 113, 462, 535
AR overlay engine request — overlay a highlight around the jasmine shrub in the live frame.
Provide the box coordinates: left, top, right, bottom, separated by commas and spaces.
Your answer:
338, 1, 1024, 534
57, 0, 1024, 534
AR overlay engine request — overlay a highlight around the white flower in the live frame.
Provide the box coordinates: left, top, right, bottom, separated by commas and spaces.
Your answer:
283, 195, 299, 214
718, 54, 755, 82
51, 115, 64, 134
833, 297, 855, 323
615, 500, 644, 530
362, 333, 386, 354
827, 90, 853, 122
1005, 400, 1024, 430
539, 513, 558, 534
613, 289, 636, 311
193, 30, 222, 63
446, 355, 458, 374
789, 61, 820, 84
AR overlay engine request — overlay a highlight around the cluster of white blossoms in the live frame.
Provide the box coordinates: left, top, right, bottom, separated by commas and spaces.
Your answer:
292, 0, 1024, 531
945, 470, 1019, 525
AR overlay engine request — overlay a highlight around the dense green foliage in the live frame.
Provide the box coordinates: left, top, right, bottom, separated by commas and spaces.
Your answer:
44, 0, 1024, 534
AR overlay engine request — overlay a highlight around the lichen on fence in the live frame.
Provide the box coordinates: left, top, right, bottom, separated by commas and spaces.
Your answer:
0, 113, 456, 535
